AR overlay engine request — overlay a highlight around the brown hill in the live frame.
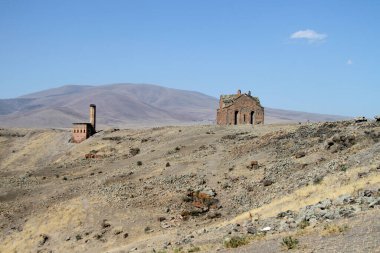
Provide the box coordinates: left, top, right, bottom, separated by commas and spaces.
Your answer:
0, 84, 350, 128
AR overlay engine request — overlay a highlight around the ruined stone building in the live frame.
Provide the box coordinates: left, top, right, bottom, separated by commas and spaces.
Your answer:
217, 90, 264, 125
72, 104, 96, 143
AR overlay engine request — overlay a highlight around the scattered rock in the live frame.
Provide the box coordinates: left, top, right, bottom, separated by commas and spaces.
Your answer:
246, 227, 257, 234
101, 219, 111, 229
130, 148, 140, 156
324, 134, 355, 153
38, 234, 49, 246
144, 226, 154, 233
247, 160, 259, 170
207, 211, 222, 219
260, 226, 271, 232
295, 151, 306, 158
113, 227, 123, 235
158, 217, 166, 222
369, 198, 380, 208
160, 222, 171, 229
262, 179, 273, 187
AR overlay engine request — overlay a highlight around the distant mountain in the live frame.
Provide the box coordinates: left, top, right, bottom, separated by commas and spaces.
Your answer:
0, 83, 350, 128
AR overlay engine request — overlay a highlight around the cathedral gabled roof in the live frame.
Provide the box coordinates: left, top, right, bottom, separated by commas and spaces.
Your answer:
220, 93, 261, 108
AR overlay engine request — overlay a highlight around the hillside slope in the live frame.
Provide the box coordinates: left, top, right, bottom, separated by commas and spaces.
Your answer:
0, 84, 350, 128
0, 121, 379, 252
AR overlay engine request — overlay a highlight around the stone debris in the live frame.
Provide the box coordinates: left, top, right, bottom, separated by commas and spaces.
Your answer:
354, 116, 367, 123
324, 133, 355, 153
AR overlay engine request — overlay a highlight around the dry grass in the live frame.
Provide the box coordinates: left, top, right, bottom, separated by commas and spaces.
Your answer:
321, 224, 350, 236
0, 198, 88, 253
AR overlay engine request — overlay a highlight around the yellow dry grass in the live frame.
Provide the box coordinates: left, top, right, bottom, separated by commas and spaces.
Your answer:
0, 198, 88, 253
229, 165, 380, 224
2, 131, 71, 171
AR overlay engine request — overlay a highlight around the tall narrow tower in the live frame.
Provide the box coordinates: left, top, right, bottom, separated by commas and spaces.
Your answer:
89, 104, 96, 132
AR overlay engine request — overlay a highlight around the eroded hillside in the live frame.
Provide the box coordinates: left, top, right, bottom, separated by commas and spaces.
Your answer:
0, 121, 379, 253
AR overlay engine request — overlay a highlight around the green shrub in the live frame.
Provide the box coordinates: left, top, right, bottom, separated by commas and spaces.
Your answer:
223, 236, 249, 248
322, 224, 349, 235
188, 246, 201, 252
281, 236, 299, 250
137, 161, 143, 166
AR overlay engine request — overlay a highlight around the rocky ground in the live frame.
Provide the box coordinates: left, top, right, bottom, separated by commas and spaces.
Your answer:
0, 120, 379, 253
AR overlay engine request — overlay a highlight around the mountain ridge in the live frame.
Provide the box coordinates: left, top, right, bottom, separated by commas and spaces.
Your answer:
0, 83, 351, 128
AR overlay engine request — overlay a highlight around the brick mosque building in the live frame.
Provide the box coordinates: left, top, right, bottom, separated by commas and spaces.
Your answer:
217, 90, 264, 125
72, 104, 96, 143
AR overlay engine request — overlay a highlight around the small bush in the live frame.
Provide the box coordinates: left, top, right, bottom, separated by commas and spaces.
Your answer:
223, 236, 249, 248
137, 161, 143, 166
281, 236, 299, 250
144, 226, 152, 233
322, 224, 349, 235
340, 165, 348, 172
188, 246, 201, 252
173, 247, 183, 253
297, 219, 310, 229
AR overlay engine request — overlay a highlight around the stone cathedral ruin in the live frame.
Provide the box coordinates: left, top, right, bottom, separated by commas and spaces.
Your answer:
217, 89, 264, 125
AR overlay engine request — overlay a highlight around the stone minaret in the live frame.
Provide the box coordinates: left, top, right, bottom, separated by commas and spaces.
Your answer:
90, 104, 96, 132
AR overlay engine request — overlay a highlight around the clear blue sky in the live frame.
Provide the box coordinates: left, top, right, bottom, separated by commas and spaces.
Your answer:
0, 0, 379, 117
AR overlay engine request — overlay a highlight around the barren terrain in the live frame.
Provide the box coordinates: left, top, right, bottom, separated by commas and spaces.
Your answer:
0, 120, 379, 253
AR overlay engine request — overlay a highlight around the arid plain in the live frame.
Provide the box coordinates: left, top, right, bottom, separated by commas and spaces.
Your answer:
1, 120, 379, 252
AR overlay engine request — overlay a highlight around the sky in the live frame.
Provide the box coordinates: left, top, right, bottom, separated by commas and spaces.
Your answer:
0, 0, 379, 117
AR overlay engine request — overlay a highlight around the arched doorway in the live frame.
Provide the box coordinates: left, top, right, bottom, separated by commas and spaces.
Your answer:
250, 111, 255, 124
234, 111, 239, 125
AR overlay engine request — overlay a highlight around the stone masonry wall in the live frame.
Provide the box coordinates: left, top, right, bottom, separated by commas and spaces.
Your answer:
217, 95, 264, 125
72, 124, 91, 143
